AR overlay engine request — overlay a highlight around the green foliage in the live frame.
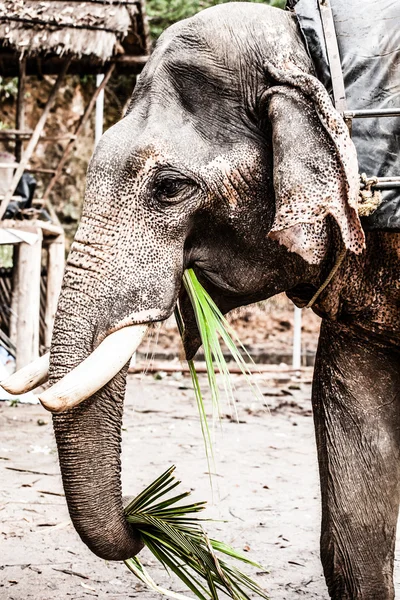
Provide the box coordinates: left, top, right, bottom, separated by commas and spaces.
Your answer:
175, 269, 262, 475
0, 76, 18, 101
79, 74, 95, 86
0, 246, 14, 268
146, 0, 285, 39
125, 466, 269, 599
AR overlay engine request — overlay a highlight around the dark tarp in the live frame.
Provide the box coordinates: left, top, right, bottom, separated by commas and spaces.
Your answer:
287, 0, 400, 230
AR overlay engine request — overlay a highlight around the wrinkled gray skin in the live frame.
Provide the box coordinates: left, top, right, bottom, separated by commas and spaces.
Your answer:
50, 4, 400, 599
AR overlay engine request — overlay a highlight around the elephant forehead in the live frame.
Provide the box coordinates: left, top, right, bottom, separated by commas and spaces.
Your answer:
200, 145, 266, 205
202, 145, 263, 174
85, 142, 167, 199
132, 142, 265, 177
145, 3, 305, 85
88, 134, 264, 199
128, 143, 266, 208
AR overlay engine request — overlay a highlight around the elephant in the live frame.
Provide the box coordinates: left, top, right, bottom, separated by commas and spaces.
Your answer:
8, 3, 400, 599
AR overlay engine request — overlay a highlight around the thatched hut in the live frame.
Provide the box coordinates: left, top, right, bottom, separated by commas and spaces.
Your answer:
0, 0, 150, 76
0, 0, 151, 372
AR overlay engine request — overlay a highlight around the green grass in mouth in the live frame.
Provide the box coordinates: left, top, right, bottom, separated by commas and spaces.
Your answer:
177, 268, 262, 469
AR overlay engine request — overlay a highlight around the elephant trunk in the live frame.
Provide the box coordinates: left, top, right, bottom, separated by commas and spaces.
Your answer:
49, 284, 143, 561
52, 374, 143, 560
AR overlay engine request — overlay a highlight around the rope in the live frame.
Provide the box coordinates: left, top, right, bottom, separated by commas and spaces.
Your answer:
305, 174, 381, 308
358, 173, 382, 217
305, 247, 347, 308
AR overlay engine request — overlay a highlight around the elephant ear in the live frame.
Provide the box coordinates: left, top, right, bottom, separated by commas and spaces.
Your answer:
265, 61, 365, 264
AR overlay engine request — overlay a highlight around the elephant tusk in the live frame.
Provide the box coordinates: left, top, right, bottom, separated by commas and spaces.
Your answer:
39, 325, 148, 413
1, 353, 50, 394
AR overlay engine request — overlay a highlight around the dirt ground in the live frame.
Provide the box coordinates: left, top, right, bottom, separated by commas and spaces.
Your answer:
1, 370, 400, 600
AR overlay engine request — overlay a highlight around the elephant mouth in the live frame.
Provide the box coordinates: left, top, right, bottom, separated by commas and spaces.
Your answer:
2, 323, 149, 413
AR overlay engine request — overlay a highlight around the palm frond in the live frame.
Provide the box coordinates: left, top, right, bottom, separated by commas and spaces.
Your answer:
124, 466, 269, 600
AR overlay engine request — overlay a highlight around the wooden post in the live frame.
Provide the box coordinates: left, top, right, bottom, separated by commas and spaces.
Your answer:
15, 57, 26, 163
16, 230, 43, 369
42, 63, 115, 201
44, 234, 65, 349
9, 244, 19, 348
0, 57, 71, 220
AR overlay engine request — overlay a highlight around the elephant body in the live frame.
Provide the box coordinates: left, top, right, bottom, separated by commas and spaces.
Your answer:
47, 4, 400, 598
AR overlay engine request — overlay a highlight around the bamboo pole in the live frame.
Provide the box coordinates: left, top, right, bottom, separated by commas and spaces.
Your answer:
292, 306, 302, 369
42, 63, 115, 202
0, 130, 32, 139
0, 163, 56, 175
16, 230, 43, 369
9, 245, 19, 347
128, 361, 314, 375
15, 57, 26, 163
44, 234, 65, 349
0, 57, 71, 220
95, 73, 105, 145
0, 132, 76, 141
1, 219, 63, 238
112, 55, 148, 66
34, 220, 64, 237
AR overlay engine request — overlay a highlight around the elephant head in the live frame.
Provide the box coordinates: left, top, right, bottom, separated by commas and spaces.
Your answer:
39, 3, 364, 560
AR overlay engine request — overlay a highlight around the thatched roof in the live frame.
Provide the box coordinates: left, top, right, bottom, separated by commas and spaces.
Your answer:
0, 0, 150, 75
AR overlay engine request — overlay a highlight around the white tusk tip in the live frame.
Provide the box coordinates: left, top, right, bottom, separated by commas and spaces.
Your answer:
0, 353, 50, 395
39, 394, 70, 413
1, 378, 20, 395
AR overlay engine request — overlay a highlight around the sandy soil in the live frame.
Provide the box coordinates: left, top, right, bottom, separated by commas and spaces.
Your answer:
1, 370, 400, 600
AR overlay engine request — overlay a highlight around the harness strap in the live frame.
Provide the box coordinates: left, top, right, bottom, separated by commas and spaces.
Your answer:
317, 0, 347, 112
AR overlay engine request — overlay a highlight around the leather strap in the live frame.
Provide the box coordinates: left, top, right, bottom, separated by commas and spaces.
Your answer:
317, 0, 347, 112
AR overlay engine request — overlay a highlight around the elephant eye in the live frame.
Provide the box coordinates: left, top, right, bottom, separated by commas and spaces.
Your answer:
154, 176, 197, 204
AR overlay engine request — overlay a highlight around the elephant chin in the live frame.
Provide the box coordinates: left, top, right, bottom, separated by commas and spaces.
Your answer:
182, 323, 202, 361
179, 291, 202, 361
51, 364, 144, 561
179, 278, 248, 361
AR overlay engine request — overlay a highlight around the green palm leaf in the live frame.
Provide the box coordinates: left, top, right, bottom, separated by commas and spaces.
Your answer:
124, 466, 269, 599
